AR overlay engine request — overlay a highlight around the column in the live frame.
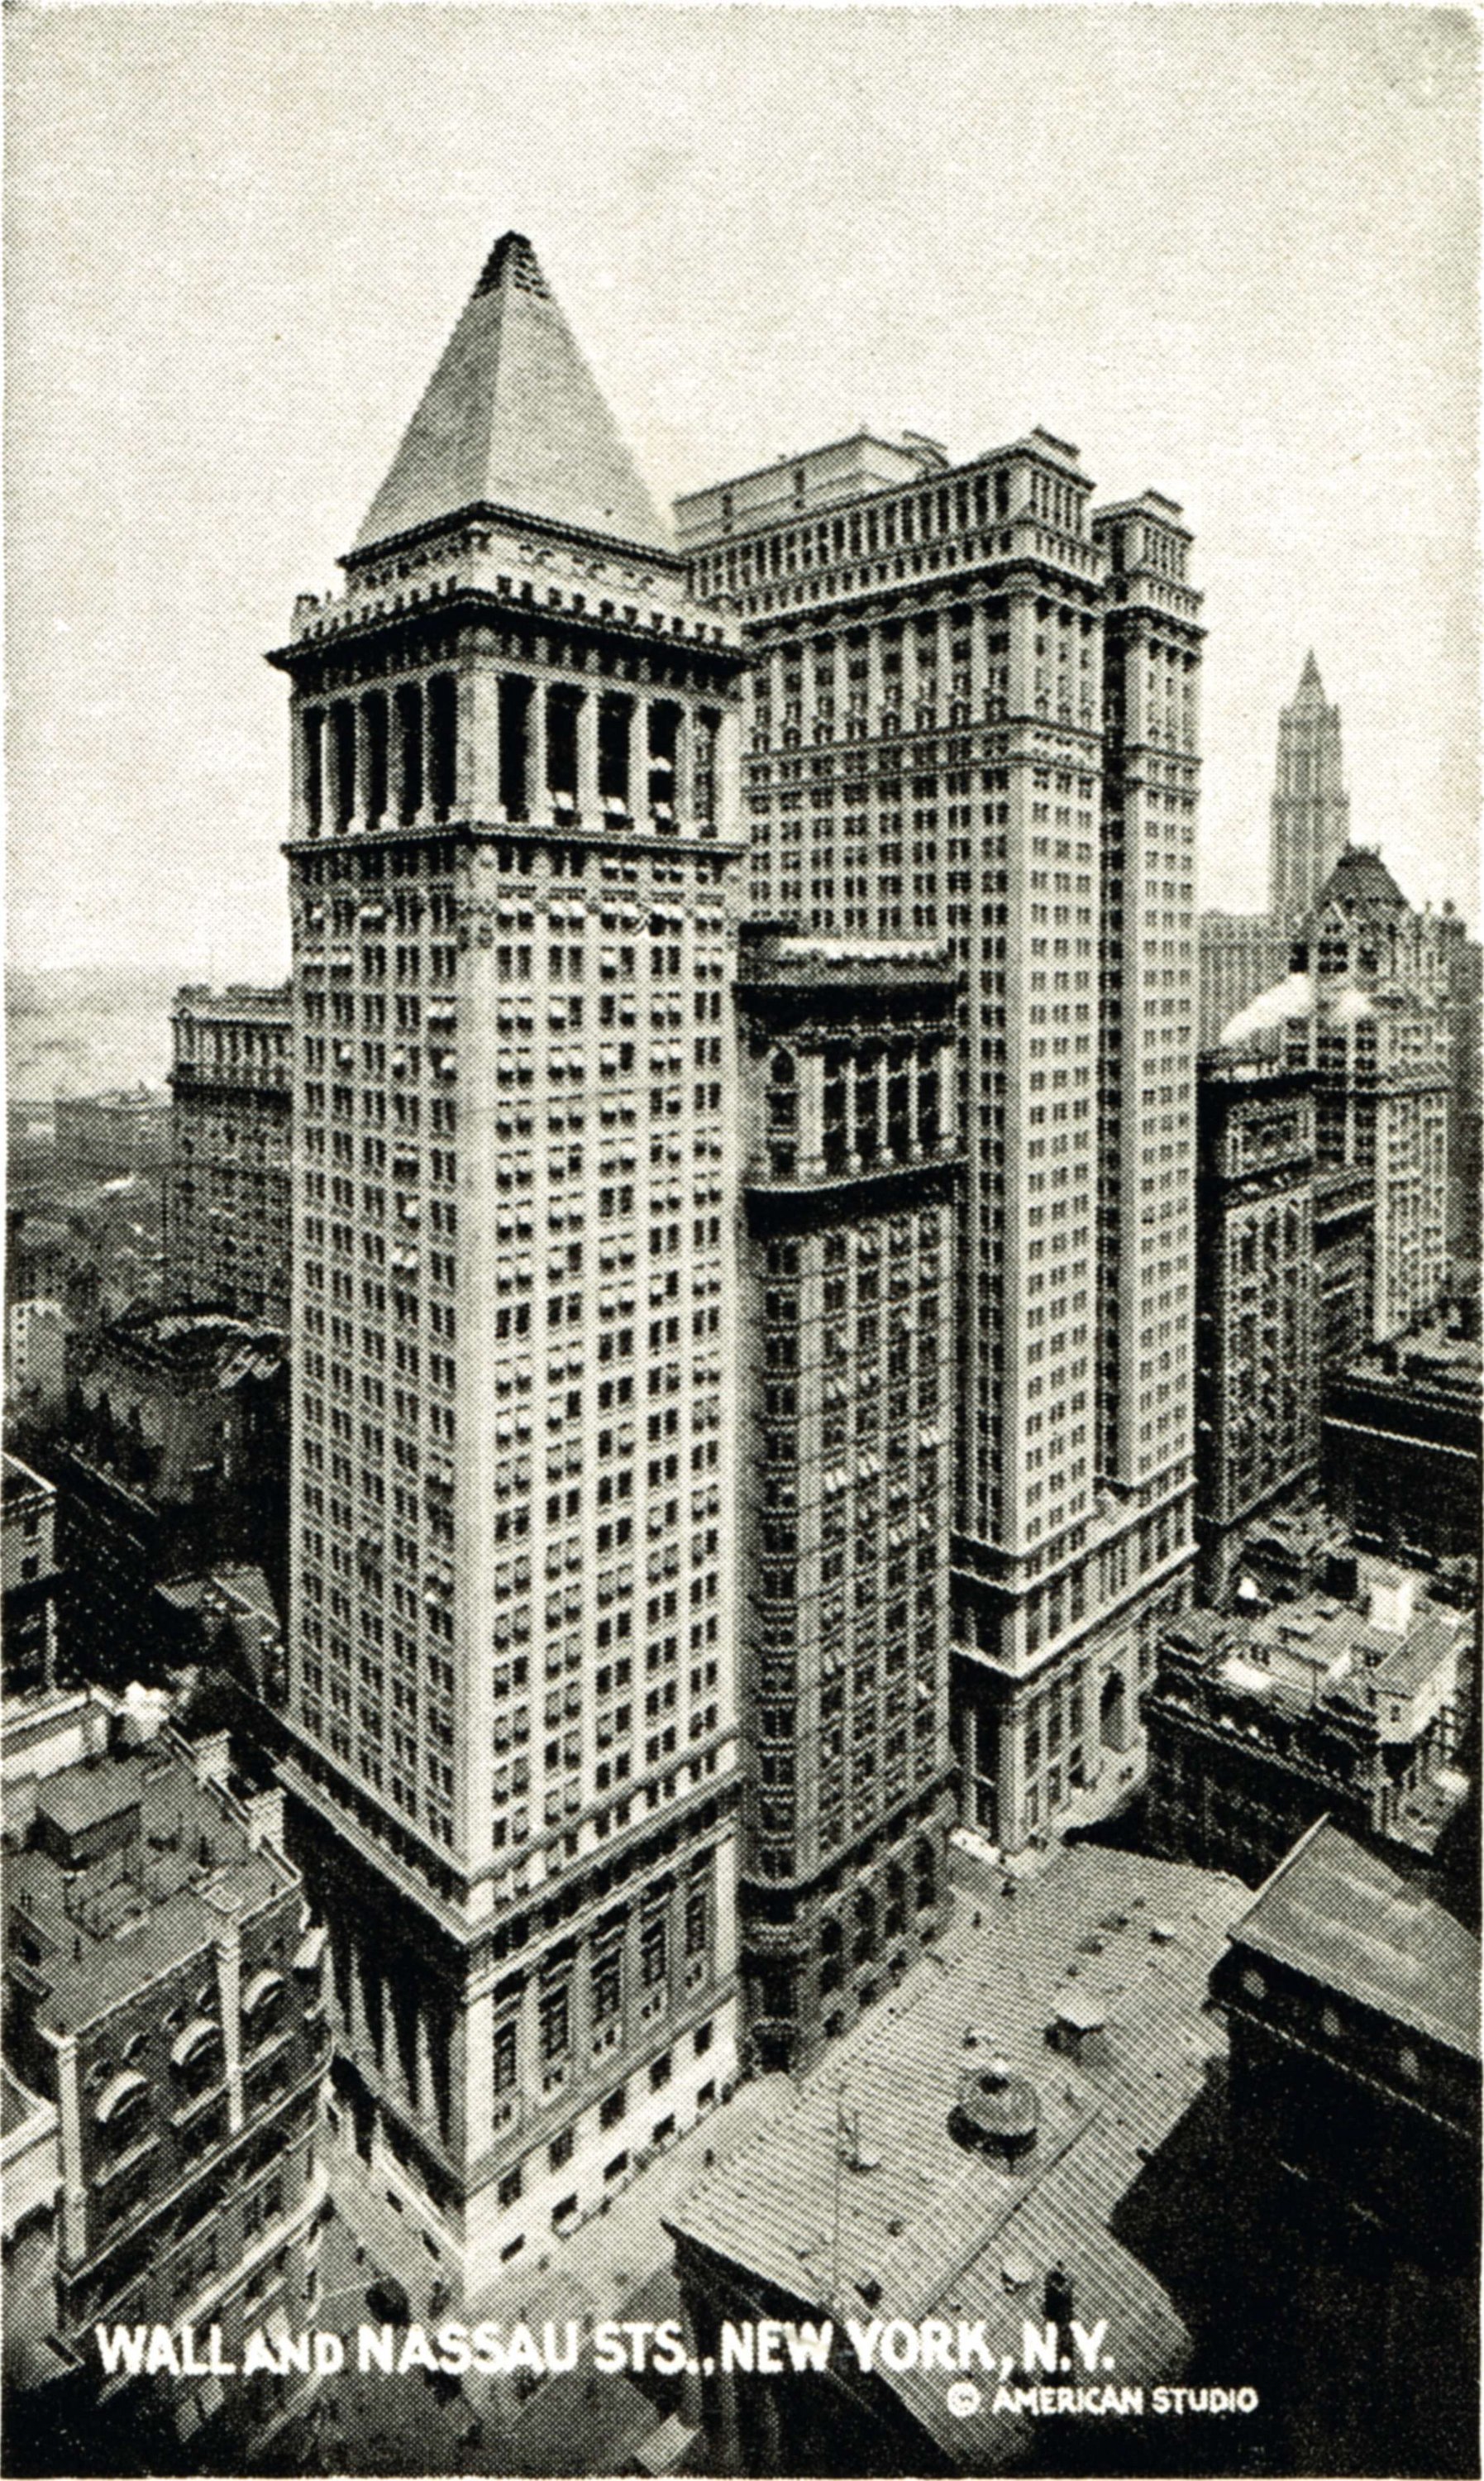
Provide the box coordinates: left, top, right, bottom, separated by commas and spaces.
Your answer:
907, 1041, 922, 1160
415, 2004, 437, 2136
716, 705, 742, 844
667, 1873, 687, 2015
843, 1052, 859, 1170
961, 1699, 981, 1828
799, 1049, 827, 1178
938, 607, 954, 724
970, 600, 990, 719
768, 647, 785, 743
527, 680, 549, 824
326, 700, 346, 833
214, 1920, 244, 2135
519, 1972, 542, 2107
388, 689, 407, 827
52, 2031, 88, 2268
866, 625, 885, 735
1009, 587, 1037, 714
673, 705, 694, 828
571, 1934, 594, 2067
901, 619, 919, 725
351, 697, 372, 834
465, 660, 503, 822
627, 698, 647, 832
457, 1984, 494, 2165
291, 702, 310, 837
577, 687, 601, 827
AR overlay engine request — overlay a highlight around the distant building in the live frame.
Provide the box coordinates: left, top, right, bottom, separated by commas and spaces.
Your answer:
1197, 911, 1287, 1052
53, 1090, 170, 1178
1208, 1822, 1479, 2476
1269, 653, 1350, 937
2, 1728, 330, 2454
666, 1844, 1245, 2478
1304, 846, 1451, 1340
1323, 1309, 1482, 1564
1194, 1047, 1318, 1600
1145, 1558, 1471, 1886
7, 1299, 67, 1413
168, 986, 292, 1324
734, 925, 961, 2073
2, 1454, 61, 1698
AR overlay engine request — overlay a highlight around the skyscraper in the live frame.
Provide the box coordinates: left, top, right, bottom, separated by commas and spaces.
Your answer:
1270, 651, 1350, 935
734, 925, 961, 2071
266, 234, 746, 2294
681, 433, 1201, 1853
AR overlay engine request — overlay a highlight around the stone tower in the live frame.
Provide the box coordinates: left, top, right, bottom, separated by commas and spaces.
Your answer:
267, 233, 747, 2296
1270, 651, 1350, 936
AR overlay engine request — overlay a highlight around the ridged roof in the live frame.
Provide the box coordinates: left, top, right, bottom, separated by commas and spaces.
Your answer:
1315, 844, 1409, 919
354, 232, 669, 557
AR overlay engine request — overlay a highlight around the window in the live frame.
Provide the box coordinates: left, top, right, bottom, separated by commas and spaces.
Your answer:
539, 1984, 570, 2061
641, 1914, 668, 1988
600, 2084, 627, 2130
549, 2129, 575, 2170
499, 2163, 523, 2210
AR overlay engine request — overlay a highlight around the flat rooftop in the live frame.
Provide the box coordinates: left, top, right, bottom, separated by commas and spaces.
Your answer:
669, 1845, 1245, 2462
7, 1743, 293, 2036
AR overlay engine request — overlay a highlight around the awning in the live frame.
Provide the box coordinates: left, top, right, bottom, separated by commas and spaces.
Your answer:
169, 2018, 219, 2069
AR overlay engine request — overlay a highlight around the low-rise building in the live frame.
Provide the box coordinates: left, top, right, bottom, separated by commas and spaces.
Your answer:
666, 1844, 1246, 2476
1145, 1558, 1471, 1886
1207, 1821, 1479, 2476
1323, 1311, 1482, 1566
54, 1307, 289, 1684
2, 1728, 330, 2454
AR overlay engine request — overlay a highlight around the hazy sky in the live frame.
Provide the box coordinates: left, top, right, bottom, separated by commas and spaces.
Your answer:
6, 4, 1478, 981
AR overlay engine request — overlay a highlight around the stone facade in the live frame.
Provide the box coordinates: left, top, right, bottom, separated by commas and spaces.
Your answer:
733, 928, 960, 2071
266, 233, 747, 2295
683, 435, 1200, 1853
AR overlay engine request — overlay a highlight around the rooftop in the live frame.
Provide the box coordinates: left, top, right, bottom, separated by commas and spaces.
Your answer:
669, 1845, 1245, 2463
6, 1736, 294, 2036
3, 1453, 55, 1509
1229, 1819, 1480, 2058
353, 232, 670, 561
1162, 1561, 1466, 1723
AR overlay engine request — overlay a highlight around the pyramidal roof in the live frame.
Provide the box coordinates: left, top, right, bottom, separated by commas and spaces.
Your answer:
1291, 650, 1326, 710
353, 233, 670, 559
1315, 844, 1409, 918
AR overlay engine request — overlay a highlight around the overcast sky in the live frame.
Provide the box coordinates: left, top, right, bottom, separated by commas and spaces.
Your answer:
6, 4, 1477, 982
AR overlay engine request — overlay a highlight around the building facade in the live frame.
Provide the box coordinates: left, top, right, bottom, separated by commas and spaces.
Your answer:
265, 233, 746, 2294
1323, 1312, 1482, 1565
1193, 1049, 1319, 1600
681, 432, 1201, 1852
1439, 908, 1482, 1263
733, 927, 959, 2072
1269, 652, 1350, 937
1313, 1163, 1374, 1378
2, 1728, 329, 2455
168, 985, 293, 1324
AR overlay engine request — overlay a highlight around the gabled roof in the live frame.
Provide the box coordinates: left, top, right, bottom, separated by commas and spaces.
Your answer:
1315, 844, 1409, 920
354, 232, 669, 558
1229, 1819, 1480, 2058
